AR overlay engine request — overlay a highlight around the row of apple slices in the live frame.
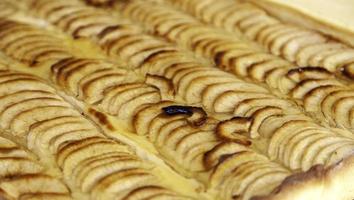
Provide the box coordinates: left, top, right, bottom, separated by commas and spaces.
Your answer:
0, 19, 73, 66
0, 131, 72, 200
120, 1, 354, 131
27, 0, 180, 69
168, 0, 354, 79
268, 119, 354, 171
29, 0, 118, 39
0, 70, 190, 199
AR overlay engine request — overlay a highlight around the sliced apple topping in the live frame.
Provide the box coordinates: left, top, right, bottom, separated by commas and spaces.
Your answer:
0, 19, 73, 66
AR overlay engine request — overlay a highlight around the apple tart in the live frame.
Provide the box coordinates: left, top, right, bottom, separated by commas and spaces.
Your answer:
0, 0, 352, 200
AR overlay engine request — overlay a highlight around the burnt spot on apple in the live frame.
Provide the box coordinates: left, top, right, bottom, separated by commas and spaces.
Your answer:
162, 105, 207, 126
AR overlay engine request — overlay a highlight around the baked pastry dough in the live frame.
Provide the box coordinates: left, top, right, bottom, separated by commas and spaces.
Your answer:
0, 0, 352, 200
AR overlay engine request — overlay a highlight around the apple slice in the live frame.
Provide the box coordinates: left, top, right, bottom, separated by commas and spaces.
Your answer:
301, 136, 353, 171
288, 131, 329, 170
233, 97, 297, 116
80, 158, 146, 192
280, 127, 323, 165
262, 25, 300, 49
10, 105, 81, 136
204, 142, 249, 170
98, 24, 142, 47
332, 96, 354, 128
321, 90, 354, 126
242, 171, 289, 200
248, 59, 291, 81
202, 81, 265, 111
214, 91, 272, 114
342, 62, 354, 79
119, 38, 168, 69
58, 138, 129, 177
77, 68, 126, 103
52, 58, 115, 95
18, 193, 72, 200
163, 61, 196, 80
175, 130, 216, 158
0, 97, 70, 130
27, 116, 85, 149
303, 85, 342, 113
213, 49, 255, 71
118, 39, 168, 67
148, 114, 186, 143
157, 123, 193, 148
232, 52, 277, 77
40, 2, 85, 24
249, 106, 283, 138
268, 30, 311, 56
291, 79, 342, 99
210, 151, 266, 188
0, 175, 69, 199
287, 66, 333, 82
219, 160, 266, 199
184, 75, 237, 104
117, 91, 161, 120
296, 42, 345, 67
221, 4, 265, 33
313, 141, 354, 167
308, 48, 343, 68
73, 151, 133, 182
282, 34, 326, 62
321, 49, 354, 72
133, 101, 173, 135
122, 185, 179, 200
0, 90, 56, 113
268, 120, 315, 160
216, 117, 251, 145
49, 129, 101, 154
258, 114, 313, 138
0, 158, 43, 178
0, 77, 55, 97
264, 67, 288, 89
243, 15, 278, 40
183, 140, 219, 172
100, 83, 144, 114
326, 143, 354, 166
145, 74, 174, 100
91, 168, 156, 200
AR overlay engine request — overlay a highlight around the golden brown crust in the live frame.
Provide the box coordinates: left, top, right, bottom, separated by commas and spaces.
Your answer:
252, 154, 354, 200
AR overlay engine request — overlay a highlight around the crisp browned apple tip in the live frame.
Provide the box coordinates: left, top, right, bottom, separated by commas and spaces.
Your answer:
85, 0, 116, 7
216, 117, 252, 146
287, 66, 332, 82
